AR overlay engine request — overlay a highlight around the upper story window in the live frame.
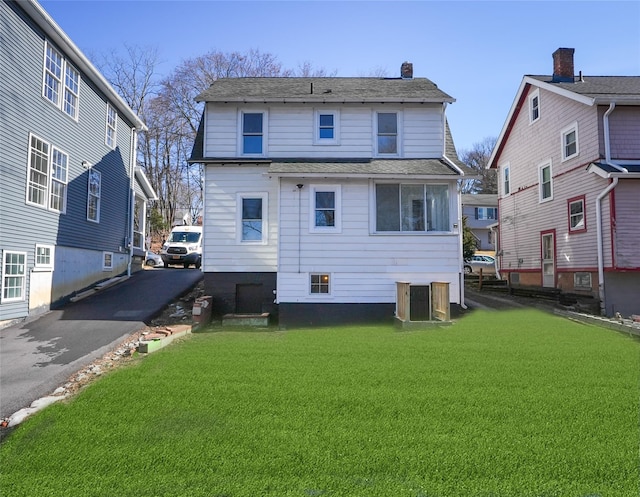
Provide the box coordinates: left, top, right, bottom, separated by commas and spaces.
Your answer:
561, 122, 579, 161
502, 164, 511, 196
568, 195, 586, 233
376, 112, 398, 155
310, 185, 341, 233
475, 207, 497, 220
26, 134, 68, 213
314, 110, 339, 145
43, 42, 79, 120
375, 183, 449, 233
87, 169, 101, 223
539, 161, 553, 202
237, 193, 267, 244
242, 112, 264, 155
106, 104, 117, 149
529, 89, 540, 123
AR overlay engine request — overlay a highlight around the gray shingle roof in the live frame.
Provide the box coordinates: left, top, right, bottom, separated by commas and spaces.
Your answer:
527, 75, 640, 103
195, 77, 455, 103
461, 194, 498, 207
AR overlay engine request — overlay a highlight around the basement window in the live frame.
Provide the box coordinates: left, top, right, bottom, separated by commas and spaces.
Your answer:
310, 274, 330, 294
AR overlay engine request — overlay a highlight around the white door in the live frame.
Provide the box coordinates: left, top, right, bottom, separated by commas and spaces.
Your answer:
541, 233, 555, 288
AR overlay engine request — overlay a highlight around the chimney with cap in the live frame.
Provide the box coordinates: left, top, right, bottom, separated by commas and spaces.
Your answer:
401, 61, 413, 79
552, 48, 575, 83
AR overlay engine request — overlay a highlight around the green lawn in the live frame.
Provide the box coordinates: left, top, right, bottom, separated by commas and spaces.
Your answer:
1, 309, 638, 497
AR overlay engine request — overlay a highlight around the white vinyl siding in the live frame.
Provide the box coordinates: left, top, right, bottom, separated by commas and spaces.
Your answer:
277, 178, 461, 305
203, 103, 445, 159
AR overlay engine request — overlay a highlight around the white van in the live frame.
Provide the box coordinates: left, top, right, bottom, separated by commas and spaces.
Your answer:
160, 225, 203, 269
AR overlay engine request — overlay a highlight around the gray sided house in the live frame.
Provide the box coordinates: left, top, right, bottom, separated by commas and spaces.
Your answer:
489, 48, 640, 317
461, 194, 498, 252
189, 65, 474, 327
0, 0, 155, 325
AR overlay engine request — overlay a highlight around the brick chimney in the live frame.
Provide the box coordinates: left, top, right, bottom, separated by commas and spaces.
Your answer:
552, 48, 575, 82
401, 61, 413, 79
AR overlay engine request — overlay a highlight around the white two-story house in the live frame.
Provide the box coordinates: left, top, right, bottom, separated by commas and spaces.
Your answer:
189, 63, 473, 327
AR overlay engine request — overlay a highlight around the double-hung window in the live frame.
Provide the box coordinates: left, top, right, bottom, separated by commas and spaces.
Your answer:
539, 161, 553, 202
106, 104, 117, 149
568, 195, 586, 233
238, 193, 267, 243
242, 112, 264, 155
502, 164, 511, 196
561, 122, 579, 161
315, 110, 339, 144
376, 112, 398, 155
529, 89, 540, 123
2, 251, 27, 302
26, 134, 68, 212
87, 169, 101, 222
375, 183, 449, 232
310, 185, 341, 232
43, 42, 79, 120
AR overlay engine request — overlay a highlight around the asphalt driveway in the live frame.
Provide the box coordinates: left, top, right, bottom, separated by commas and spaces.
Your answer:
0, 268, 202, 420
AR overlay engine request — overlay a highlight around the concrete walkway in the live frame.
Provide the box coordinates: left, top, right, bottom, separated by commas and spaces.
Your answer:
0, 268, 202, 420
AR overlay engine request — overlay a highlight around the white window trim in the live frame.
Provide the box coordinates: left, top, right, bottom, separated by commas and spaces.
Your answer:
49, 145, 68, 213
309, 185, 342, 233
25, 133, 68, 213
374, 110, 402, 157
87, 169, 101, 223
309, 273, 331, 296
314, 109, 340, 145
1, 251, 27, 303
529, 88, 540, 124
236, 192, 268, 244
34, 244, 55, 272
105, 103, 117, 149
238, 110, 268, 157
501, 163, 511, 197
102, 251, 113, 271
561, 121, 579, 161
538, 160, 553, 203
568, 196, 586, 233
42, 41, 79, 121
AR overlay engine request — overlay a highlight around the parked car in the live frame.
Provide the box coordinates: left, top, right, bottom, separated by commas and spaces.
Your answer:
464, 255, 496, 275
145, 251, 164, 267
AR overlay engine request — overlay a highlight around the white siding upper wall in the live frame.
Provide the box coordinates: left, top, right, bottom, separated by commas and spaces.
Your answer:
203, 102, 445, 158
276, 178, 461, 304
203, 165, 278, 272
614, 180, 640, 268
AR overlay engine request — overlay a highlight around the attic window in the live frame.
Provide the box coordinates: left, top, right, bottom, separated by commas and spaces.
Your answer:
529, 89, 540, 123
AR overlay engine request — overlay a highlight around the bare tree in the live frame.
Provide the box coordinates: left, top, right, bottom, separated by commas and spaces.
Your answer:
459, 137, 498, 194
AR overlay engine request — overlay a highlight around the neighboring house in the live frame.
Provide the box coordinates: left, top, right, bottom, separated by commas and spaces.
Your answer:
461, 194, 497, 252
0, 0, 155, 325
189, 63, 473, 327
488, 48, 640, 317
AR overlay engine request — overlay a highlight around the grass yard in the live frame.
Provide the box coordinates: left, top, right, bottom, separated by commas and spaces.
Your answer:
1, 309, 638, 497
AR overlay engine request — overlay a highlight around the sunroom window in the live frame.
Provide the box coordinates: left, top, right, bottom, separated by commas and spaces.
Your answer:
375, 183, 449, 232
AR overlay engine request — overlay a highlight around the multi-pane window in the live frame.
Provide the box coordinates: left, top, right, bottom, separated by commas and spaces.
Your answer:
2, 252, 26, 302
43, 42, 79, 119
375, 183, 449, 232
529, 89, 540, 123
106, 104, 117, 148
87, 169, 101, 222
475, 207, 497, 220
241, 197, 263, 241
103, 252, 113, 270
26, 134, 68, 212
310, 274, 330, 294
310, 186, 340, 232
568, 196, 586, 233
562, 122, 579, 160
50, 148, 68, 212
377, 112, 398, 154
242, 113, 263, 154
539, 162, 553, 201
35, 245, 54, 270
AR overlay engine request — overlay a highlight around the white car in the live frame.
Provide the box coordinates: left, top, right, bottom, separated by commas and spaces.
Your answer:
145, 251, 164, 267
464, 255, 496, 275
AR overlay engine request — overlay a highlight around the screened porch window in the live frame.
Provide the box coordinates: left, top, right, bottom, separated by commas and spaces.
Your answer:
375, 183, 450, 232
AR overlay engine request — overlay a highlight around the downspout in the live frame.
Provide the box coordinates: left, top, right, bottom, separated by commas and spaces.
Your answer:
596, 102, 625, 315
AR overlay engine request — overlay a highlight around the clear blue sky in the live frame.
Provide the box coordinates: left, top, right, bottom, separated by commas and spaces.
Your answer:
41, 0, 640, 152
